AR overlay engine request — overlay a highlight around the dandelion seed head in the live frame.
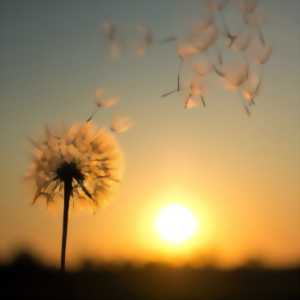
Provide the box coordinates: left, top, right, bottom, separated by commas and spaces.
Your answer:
26, 122, 122, 208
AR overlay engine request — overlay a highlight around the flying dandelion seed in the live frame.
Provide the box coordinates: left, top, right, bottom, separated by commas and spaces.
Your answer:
219, 10, 238, 48
229, 31, 252, 52
161, 56, 183, 98
101, 20, 123, 58
177, 43, 199, 60
87, 90, 119, 122
241, 72, 262, 105
110, 117, 133, 134
253, 43, 272, 65
26, 122, 122, 271
136, 25, 154, 56
192, 24, 219, 53
214, 61, 249, 90
184, 96, 201, 109
96, 96, 119, 109
242, 7, 266, 45
102, 20, 117, 42
182, 78, 207, 109
214, 46, 224, 65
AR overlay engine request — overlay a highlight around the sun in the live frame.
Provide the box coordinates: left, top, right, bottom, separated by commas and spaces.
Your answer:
155, 203, 198, 245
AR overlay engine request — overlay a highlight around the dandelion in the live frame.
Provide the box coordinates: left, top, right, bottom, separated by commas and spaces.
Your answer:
26, 122, 122, 271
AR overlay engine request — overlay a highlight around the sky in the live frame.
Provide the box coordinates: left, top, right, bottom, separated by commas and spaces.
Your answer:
0, 0, 299, 268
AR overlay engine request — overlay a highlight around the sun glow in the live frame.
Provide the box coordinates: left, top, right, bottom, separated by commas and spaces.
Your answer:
155, 203, 198, 245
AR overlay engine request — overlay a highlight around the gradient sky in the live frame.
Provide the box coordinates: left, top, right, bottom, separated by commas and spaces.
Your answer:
0, 0, 299, 268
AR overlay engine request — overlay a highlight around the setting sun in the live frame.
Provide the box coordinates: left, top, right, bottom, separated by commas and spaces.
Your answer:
155, 204, 198, 245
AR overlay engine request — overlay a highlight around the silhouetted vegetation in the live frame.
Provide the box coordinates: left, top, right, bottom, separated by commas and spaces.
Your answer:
1, 251, 300, 300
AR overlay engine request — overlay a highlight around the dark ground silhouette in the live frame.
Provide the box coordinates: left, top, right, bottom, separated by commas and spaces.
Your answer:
1, 251, 300, 300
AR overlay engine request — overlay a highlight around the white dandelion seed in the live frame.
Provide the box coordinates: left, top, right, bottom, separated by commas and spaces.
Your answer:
242, 8, 266, 45
26, 122, 122, 271
96, 96, 119, 109
87, 90, 119, 122
183, 78, 207, 109
110, 117, 133, 134
241, 72, 262, 105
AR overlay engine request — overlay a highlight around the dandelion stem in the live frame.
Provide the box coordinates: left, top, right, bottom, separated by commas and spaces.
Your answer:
60, 178, 72, 272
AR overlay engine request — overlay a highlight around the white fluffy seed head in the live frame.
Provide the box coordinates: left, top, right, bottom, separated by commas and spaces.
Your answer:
26, 122, 123, 208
